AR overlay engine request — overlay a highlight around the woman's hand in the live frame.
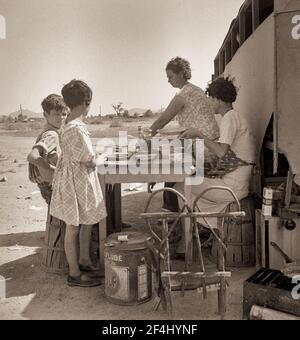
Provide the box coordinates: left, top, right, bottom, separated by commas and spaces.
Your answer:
179, 128, 204, 139
83, 158, 96, 170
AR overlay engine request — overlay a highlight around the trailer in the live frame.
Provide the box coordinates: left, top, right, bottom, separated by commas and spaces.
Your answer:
212, 0, 300, 269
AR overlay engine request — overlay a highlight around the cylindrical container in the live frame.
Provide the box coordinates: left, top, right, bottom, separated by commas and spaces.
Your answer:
211, 195, 256, 267
41, 208, 68, 274
104, 232, 153, 305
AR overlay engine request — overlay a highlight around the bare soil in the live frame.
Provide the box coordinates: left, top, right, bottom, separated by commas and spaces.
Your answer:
0, 128, 256, 320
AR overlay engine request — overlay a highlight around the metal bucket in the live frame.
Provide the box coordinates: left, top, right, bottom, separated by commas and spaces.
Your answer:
104, 232, 153, 305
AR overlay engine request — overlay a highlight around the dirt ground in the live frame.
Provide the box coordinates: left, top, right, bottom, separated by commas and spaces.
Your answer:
0, 129, 256, 320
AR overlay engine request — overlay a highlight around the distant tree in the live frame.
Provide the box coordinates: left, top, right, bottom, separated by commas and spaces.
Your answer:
112, 102, 125, 117
133, 113, 139, 119
17, 113, 24, 122
123, 110, 130, 118
106, 114, 115, 120
144, 109, 154, 118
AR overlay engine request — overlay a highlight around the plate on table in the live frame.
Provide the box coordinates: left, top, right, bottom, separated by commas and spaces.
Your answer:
106, 152, 128, 161
130, 153, 159, 164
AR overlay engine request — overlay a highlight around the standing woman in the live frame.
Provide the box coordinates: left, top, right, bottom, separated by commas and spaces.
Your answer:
150, 56, 219, 140
150, 57, 219, 212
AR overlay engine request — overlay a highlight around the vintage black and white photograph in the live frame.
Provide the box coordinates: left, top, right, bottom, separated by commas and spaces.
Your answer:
0, 0, 299, 321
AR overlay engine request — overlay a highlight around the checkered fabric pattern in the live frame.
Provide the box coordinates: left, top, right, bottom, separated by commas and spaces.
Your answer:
50, 119, 107, 226
177, 83, 219, 140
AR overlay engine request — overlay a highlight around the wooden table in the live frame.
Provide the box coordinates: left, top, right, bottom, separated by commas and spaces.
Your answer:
98, 163, 194, 268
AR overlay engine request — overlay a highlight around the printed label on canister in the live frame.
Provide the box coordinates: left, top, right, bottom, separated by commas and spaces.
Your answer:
262, 204, 272, 217
263, 187, 273, 200
105, 265, 129, 300
137, 264, 148, 300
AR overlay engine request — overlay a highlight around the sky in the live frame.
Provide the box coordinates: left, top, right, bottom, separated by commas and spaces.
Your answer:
0, 0, 244, 116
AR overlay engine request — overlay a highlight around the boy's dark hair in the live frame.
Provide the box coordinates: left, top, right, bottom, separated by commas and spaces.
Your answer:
61, 79, 93, 110
41, 94, 66, 114
166, 57, 192, 80
206, 77, 237, 103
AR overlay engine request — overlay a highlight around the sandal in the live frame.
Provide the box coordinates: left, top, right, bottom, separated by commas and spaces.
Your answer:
67, 273, 102, 287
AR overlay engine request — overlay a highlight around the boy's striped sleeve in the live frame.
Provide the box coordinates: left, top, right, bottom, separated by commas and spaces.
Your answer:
33, 131, 58, 155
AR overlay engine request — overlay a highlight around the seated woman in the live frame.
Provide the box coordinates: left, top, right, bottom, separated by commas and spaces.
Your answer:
149, 56, 219, 212
175, 77, 256, 254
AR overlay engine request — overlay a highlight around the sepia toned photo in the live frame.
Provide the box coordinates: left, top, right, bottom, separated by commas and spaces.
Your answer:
0, 0, 299, 322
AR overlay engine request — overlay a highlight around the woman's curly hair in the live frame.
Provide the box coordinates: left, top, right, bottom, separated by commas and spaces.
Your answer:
206, 77, 237, 103
61, 79, 93, 110
166, 57, 192, 80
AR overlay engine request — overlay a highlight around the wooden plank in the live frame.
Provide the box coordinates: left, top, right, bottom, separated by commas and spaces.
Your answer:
183, 183, 193, 260
255, 210, 262, 268
161, 271, 231, 278
284, 170, 294, 209
140, 211, 246, 219
260, 212, 266, 268
103, 173, 186, 184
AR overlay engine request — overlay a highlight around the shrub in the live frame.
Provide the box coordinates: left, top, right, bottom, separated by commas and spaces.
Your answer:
109, 118, 123, 128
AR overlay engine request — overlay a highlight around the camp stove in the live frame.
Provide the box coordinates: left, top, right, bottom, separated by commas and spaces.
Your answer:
243, 268, 300, 319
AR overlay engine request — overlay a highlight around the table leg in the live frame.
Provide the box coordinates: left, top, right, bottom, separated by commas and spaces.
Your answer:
104, 184, 122, 234
99, 219, 107, 270
98, 175, 107, 270
184, 183, 192, 258
113, 184, 122, 232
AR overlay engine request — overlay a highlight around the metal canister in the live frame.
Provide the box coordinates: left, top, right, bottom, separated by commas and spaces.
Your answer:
104, 232, 153, 305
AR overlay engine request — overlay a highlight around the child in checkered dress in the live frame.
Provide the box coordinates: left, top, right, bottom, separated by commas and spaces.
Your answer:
27, 94, 67, 203
50, 79, 107, 287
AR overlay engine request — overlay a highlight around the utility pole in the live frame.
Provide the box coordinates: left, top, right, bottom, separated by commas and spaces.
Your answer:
99, 105, 102, 117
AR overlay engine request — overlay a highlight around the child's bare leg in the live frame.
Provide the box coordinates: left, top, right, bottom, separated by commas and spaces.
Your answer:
65, 224, 80, 277
79, 224, 93, 266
